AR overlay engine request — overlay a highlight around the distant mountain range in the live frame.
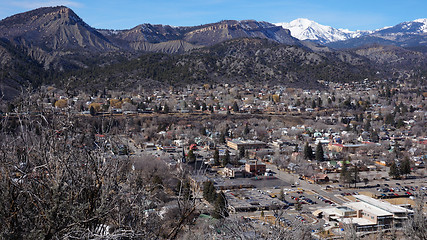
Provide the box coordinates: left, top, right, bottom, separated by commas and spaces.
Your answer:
275, 18, 371, 44
275, 18, 427, 49
0, 6, 426, 99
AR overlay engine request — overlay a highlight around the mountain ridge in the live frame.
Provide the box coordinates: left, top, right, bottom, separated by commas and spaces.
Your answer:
0, 6, 426, 99
275, 18, 371, 44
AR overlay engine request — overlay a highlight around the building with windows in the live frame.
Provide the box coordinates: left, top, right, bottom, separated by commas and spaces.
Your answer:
315, 195, 413, 232
354, 195, 413, 227
245, 160, 266, 176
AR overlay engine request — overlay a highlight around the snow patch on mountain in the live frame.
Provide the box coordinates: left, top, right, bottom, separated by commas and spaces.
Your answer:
409, 18, 427, 33
275, 18, 370, 44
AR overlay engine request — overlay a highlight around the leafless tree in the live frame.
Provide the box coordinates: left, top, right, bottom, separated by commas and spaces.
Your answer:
403, 192, 427, 240
0, 94, 197, 239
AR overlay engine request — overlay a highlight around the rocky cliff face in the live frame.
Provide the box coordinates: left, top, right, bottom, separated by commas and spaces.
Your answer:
0, 7, 299, 70
101, 20, 299, 51
0, 6, 118, 69
0, 6, 426, 99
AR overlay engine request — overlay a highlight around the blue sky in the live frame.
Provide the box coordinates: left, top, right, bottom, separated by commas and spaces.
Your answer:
0, 0, 425, 31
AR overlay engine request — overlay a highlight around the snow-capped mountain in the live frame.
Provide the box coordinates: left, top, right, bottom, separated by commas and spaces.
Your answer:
327, 18, 427, 49
376, 18, 427, 34
275, 18, 370, 44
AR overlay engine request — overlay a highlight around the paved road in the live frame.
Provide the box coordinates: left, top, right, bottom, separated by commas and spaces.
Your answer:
267, 164, 345, 205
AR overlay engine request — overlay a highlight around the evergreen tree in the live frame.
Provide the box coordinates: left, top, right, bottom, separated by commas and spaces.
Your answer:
340, 163, 352, 187
203, 181, 217, 203
7, 103, 15, 113
219, 132, 226, 144
89, 106, 96, 116
232, 101, 239, 112
400, 157, 411, 177
239, 147, 245, 159
212, 191, 228, 219
352, 165, 359, 188
389, 161, 401, 179
303, 142, 314, 160
222, 150, 230, 166
244, 123, 250, 135
163, 104, 169, 114
371, 130, 379, 142
317, 97, 322, 108
187, 150, 196, 163
201, 102, 207, 111
315, 143, 325, 161
213, 149, 220, 166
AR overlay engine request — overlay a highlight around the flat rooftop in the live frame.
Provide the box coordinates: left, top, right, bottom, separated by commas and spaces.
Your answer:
355, 195, 413, 214
225, 189, 286, 211
341, 217, 376, 226
344, 202, 392, 217
229, 139, 266, 144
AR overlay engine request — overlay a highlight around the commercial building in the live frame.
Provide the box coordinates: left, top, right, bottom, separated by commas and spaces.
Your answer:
315, 195, 413, 232
223, 165, 247, 178
344, 202, 393, 230
354, 195, 413, 227
227, 139, 267, 150
245, 160, 266, 176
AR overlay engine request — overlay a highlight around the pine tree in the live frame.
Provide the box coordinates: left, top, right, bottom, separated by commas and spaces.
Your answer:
89, 106, 96, 116
239, 147, 245, 159
203, 181, 217, 203
213, 149, 220, 166
244, 124, 250, 135
340, 163, 352, 187
194, 102, 200, 111
303, 142, 314, 160
203, 181, 210, 200
400, 157, 411, 177
212, 191, 228, 219
389, 161, 401, 179
187, 150, 196, 163
222, 150, 230, 166
315, 143, 325, 161
163, 104, 169, 114
232, 101, 239, 112
352, 165, 359, 188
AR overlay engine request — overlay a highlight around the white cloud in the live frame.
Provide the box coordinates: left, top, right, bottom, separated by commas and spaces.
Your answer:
9, 1, 83, 9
